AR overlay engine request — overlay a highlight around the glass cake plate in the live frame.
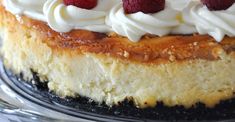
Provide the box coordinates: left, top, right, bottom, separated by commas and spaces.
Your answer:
0, 58, 235, 122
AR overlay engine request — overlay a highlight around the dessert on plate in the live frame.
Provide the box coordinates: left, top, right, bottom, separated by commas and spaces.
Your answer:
0, 0, 234, 108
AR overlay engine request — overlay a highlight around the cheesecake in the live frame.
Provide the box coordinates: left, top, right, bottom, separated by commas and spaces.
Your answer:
0, 0, 235, 108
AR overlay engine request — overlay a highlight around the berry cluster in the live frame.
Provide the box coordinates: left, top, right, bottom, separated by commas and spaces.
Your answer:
63, 0, 235, 13
63, 0, 165, 13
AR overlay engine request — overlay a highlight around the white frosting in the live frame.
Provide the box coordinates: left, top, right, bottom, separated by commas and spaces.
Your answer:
106, 3, 179, 42
170, 0, 198, 35
183, 1, 235, 42
3, 0, 235, 42
43, 0, 119, 33
3, 0, 46, 21
167, 0, 191, 11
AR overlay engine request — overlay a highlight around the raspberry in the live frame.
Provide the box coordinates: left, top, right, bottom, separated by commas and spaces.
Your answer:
122, 0, 165, 14
63, 0, 98, 9
201, 0, 235, 11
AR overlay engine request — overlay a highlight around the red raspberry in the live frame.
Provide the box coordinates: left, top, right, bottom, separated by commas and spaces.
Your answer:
63, 0, 98, 9
201, 0, 235, 11
122, 0, 165, 14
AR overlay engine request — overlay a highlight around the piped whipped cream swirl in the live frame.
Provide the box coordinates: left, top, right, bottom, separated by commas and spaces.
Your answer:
183, 1, 235, 42
43, 0, 119, 33
3, 0, 235, 42
4, 0, 46, 21
106, 3, 180, 42
4, 0, 119, 33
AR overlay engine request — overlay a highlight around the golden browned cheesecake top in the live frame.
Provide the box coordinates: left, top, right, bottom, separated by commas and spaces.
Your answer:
1, 3, 235, 63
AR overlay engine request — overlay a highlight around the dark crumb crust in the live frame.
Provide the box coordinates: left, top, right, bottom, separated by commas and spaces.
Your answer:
6, 70, 235, 121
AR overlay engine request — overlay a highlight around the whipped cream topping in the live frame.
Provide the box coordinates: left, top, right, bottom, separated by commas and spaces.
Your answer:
4, 0, 46, 21
183, 1, 235, 42
3, 0, 235, 42
167, 0, 191, 11
43, 0, 119, 33
106, 3, 179, 42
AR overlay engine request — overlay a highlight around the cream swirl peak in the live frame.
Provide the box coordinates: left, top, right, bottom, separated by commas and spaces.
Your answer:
43, 0, 118, 33
183, 1, 235, 42
3, 0, 235, 42
106, 3, 179, 42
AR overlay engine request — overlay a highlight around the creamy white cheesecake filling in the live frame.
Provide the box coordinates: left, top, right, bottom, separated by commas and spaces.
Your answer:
4, 0, 235, 42
1, 5, 235, 108
2, 28, 235, 107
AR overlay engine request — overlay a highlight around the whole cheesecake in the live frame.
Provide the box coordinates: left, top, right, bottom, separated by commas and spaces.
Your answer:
0, 0, 235, 108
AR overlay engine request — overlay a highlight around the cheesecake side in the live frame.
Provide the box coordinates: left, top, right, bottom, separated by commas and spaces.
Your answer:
0, 3, 235, 108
